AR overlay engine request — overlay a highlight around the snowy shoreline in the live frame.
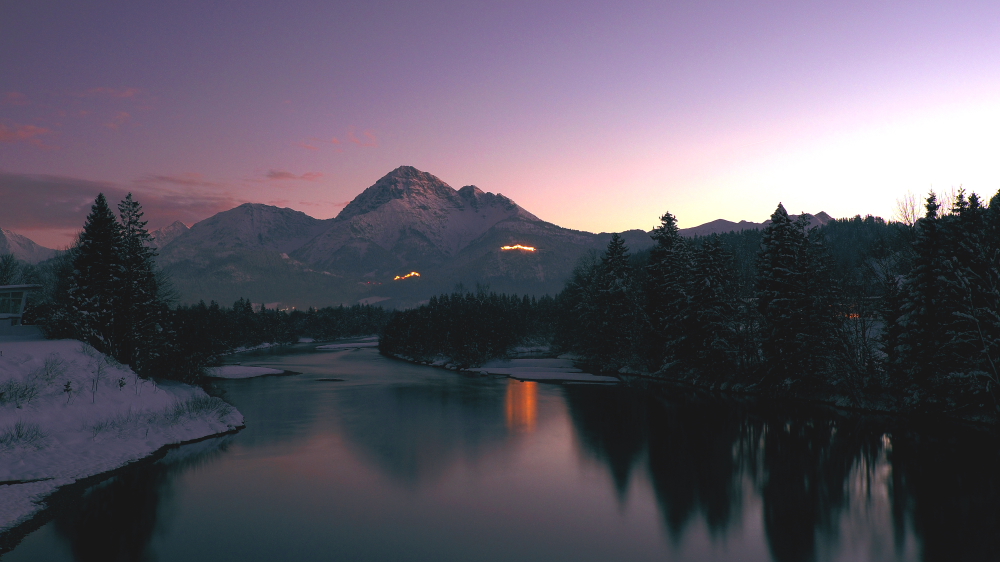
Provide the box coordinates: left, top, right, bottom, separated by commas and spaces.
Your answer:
381, 349, 620, 384
0, 338, 245, 542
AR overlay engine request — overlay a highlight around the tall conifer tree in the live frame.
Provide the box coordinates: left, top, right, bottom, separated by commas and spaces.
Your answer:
117, 193, 163, 370
645, 212, 692, 370
756, 204, 840, 387
591, 234, 641, 371
66, 193, 124, 354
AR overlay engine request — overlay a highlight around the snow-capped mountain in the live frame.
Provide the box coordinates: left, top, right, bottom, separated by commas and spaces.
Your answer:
156, 165, 836, 308
157, 166, 653, 307
150, 221, 190, 248
292, 167, 541, 270
157, 203, 333, 265
0, 228, 57, 264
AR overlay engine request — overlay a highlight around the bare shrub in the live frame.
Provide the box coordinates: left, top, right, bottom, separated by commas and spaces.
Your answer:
0, 380, 39, 408
166, 397, 234, 424
30, 353, 67, 386
0, 420, 45, 450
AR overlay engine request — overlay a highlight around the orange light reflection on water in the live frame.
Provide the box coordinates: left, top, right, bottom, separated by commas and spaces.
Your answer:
505, 380, 538, 433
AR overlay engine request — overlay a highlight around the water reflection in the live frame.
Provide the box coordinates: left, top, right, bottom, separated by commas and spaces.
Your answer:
329, 377, 512, 485
505, 380, 538, 433
48, 437, 233, 562
6, 349, 1000, 562
563, 386, 1000, 562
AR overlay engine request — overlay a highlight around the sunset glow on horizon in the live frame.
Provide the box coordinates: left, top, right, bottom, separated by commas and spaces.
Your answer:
4, 1, 1000, 248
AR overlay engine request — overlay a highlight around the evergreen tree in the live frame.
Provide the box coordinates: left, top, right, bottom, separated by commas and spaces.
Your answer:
116, 193, 164, 370
65, 194, 124, 355
644, 212, 692, 371
590, 234, 642, 371
756, 204, 841, 388
686, 235, 740, 380
893, 193, 960, 389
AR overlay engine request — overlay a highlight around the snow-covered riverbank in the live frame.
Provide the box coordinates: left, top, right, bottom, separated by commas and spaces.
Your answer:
0, 338, 244, 534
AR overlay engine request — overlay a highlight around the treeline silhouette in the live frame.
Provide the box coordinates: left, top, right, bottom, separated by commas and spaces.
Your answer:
382, 191, 1000, 419
380, 289, 557, 365
27, 194, 388, 382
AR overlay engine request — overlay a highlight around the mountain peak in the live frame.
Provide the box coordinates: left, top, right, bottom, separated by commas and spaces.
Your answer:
150, 220, 189, 248
335, 166, 457, 222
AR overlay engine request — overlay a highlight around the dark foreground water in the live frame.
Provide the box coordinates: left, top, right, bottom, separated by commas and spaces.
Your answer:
5, 346, 1000, 562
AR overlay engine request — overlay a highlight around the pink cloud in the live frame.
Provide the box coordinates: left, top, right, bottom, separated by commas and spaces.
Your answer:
347, 128, 377, 147
0, 172, 244, 247
265, 170, 323, 181
0, 123, 55, 149
294, 141, 319, 150
136, 173, 228, 189
84, 87, 141, 98
103, 111, 131, 130
2, 92, 29, 106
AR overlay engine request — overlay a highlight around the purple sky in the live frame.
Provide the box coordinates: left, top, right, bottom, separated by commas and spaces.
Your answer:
3, 0, 1000, 248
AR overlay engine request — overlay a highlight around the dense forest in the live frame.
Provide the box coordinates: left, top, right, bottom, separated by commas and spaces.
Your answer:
382, 190, 1000, 421
19, 194, 389, 382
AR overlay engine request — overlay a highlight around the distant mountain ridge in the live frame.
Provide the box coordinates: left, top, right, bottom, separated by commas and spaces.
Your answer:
0, 229, 57, 264
153, 166, 835, 308
679, 212, 833, 237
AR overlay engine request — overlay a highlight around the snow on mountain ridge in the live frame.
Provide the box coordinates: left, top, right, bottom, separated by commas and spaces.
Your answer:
158, 203, 332, 264
295, 166, 540, 266
150, 220, 189, 248
0, 228, 57, 263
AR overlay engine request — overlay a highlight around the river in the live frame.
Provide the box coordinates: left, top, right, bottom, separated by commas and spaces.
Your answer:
4, 345, 999, 561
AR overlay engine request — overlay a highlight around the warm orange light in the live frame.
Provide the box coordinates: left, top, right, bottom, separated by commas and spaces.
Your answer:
500, 244, 536, 252
505, 380, 538, 433
393, 271, 420, 281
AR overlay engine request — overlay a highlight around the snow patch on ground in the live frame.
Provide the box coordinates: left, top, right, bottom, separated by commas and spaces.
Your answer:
0, 338, 244, 534
473, 358, 618, 383
206, 366, 285, 379
316, 341, 379, 351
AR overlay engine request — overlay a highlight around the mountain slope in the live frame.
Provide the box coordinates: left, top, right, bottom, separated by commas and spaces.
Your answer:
157, 203, 332, 266
150, 221, 189, 248
292, 167, 540, 273
0, 229, 57, 264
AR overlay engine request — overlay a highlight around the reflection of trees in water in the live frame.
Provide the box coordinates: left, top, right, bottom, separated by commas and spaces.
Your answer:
890, 427, 1000, 562
563, 386, 1000, 562
564, 386, 648, 498
331, 377, 511, 486
210, 376, 324, 450
51, 436, 233, 562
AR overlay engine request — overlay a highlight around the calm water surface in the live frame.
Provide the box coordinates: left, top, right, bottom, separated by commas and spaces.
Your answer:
5, 346, 999, 561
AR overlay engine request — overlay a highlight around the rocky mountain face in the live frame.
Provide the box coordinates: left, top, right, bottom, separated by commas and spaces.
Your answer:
0, 229, 57, 264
